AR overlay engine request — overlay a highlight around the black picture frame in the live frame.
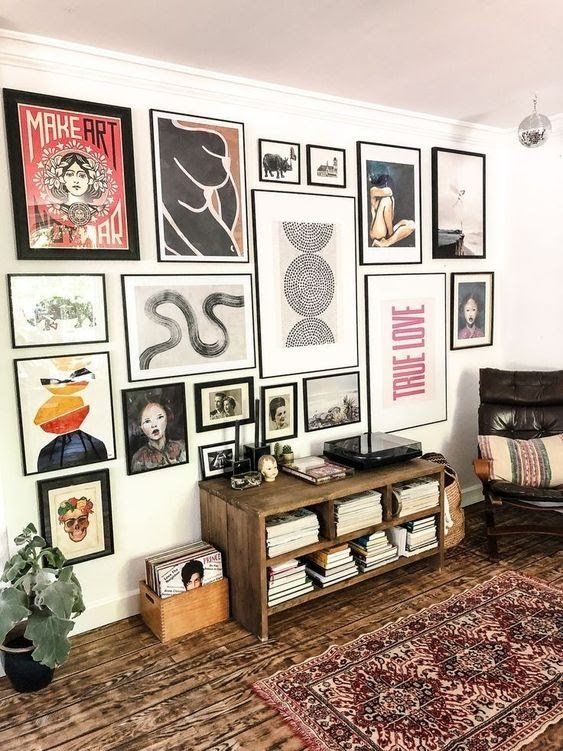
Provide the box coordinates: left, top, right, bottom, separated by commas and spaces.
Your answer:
38, 468, 114, 566
194, 376, 254, 433
198, 440, 236, 479
121, 382, 189, 475
3, 89, 139, 261
306, 144, 347, 188
303, 371, 361, 433
149, 108, 249, 263
14, 351, 117, 477
450, 271, 494, 350
7, 273, 108, 349
260, 382, 298, 443
431, 146, 486, 259
258, 139, 301, 184
357, 140, 422, 266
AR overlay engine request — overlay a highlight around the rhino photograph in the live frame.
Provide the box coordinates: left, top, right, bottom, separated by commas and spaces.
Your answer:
259, 138, 300, 184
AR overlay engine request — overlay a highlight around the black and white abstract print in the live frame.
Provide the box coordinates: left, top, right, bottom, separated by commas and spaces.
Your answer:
280, 221, 337, 348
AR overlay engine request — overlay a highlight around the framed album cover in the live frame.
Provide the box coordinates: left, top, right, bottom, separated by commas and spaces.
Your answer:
3, 89, 139, 261
194, 376, 254, 433
261, 382, 298, 443
303, 372, 360, 432
8, 273, 108, 349
38, 468, 114, 566
150, 109, 249, 262
365, 274, 447, 432
451, 272, 494, 350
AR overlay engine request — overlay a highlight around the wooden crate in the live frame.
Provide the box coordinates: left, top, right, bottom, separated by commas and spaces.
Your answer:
139, 577, 230, 643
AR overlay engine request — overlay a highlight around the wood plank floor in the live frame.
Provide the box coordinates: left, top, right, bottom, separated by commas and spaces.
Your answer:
0, 504, 561, 751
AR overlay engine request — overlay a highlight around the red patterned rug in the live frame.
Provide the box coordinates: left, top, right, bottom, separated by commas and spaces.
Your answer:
253, 572, 562, 751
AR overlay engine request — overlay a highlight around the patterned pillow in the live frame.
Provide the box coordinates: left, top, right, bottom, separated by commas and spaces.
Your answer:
478, 434, 563, 488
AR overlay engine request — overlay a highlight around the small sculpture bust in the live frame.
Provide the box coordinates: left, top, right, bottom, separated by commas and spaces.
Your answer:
258, 454, 278, 482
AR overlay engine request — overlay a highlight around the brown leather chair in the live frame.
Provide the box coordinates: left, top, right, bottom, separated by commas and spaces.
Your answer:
474, 368, 563, 561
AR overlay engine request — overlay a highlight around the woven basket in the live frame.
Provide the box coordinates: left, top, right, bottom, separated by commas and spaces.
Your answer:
422, 452, 465, 549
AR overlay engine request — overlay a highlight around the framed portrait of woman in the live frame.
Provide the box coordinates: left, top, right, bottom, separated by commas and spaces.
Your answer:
260, 382, 298, 443
450, 272, 494, 350
357, 141, 422, 265
122, 383, 188, 475
3, 89, 139, 261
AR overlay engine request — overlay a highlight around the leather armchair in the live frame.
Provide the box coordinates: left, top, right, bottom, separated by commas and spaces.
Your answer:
474, 368, 563, 561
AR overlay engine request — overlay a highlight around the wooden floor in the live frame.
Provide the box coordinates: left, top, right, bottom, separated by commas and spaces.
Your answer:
0, 504, 561, 751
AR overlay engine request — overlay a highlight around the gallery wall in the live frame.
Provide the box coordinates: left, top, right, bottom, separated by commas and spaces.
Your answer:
0, 31, 505, 633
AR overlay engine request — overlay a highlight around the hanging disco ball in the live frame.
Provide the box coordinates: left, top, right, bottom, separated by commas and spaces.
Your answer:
518, 95, 552, 148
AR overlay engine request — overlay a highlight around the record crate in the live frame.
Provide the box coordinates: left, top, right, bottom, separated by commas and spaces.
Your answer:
139, 577, 230, 642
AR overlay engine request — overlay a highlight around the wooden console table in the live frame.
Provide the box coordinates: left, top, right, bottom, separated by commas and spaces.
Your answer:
199, 458, 444, 641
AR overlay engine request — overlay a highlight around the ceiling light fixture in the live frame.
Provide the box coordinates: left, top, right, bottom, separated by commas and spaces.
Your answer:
518, 94, 552, 148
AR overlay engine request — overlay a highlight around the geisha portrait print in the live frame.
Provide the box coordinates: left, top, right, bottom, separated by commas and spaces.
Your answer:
150, 110, 249, 262
3, 89, 139, 260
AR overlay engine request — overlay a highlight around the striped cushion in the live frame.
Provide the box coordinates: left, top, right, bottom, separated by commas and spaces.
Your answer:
478, 434, 563, 488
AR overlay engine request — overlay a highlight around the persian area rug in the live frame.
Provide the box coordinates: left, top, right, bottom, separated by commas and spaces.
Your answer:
253, 572, 562, 751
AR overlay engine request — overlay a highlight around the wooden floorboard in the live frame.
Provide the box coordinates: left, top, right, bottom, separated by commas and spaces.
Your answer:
0, 505, 561, 751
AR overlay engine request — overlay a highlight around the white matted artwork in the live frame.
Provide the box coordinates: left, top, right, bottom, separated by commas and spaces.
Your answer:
122, 274, 255, 381
451, 271, 494, 350
252, 190, 358, 378
365, 274, 447, 432
8, 274, 107, 348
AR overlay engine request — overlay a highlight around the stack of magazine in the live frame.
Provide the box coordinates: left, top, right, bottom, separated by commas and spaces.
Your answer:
281, 456, 353, 485
304, 544, 358, 588
392, 477, 440, 516
349, 531, 398, 572
334, 490, 383, 535
266, 508, 320, 557
388, 515, 439, 557
267, 559, 314, 606
145, 541, 223, 598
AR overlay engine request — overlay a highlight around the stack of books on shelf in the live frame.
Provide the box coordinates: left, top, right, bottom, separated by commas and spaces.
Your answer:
334, 490, 383, 535
267, 559, 314, 606
392, 476, 440, 516
388, 515, 439, 557
266, 508, 320, 558
145, 541, 223, 598
349, 531, 399, 572
304, 544, 359, 588
281, 455, 353, 485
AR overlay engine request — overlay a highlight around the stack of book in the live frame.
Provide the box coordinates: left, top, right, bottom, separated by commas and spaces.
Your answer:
388, 515, 439, 557
392, 477, 440, 516
266, 508, 320, 557
281, 456, 353, 485
334, 490, 383, 535
349, 531, 399, 572
267, 559, 314, 606
304, 544, 358, 588
145, 541, 223, 598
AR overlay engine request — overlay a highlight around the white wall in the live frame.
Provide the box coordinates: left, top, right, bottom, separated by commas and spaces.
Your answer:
0, 32, 506, 633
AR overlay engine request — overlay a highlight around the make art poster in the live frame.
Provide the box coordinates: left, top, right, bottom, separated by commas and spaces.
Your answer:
3, 89, 139, 260
253, 190, 358, 378
365, 274, 447, 431
151, 110, 248, 262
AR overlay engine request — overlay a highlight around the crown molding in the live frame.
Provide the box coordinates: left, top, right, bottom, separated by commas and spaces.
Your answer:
0, 29, 505, 146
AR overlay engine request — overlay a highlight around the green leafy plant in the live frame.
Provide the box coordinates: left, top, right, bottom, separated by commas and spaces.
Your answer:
0, 523, 84, 669
282, 444, 293, 454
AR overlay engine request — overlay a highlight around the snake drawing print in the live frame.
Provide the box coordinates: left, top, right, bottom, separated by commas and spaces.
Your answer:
139, 289, 245, 369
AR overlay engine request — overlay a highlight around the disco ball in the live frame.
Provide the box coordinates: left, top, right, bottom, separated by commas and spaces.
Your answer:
518, 96, 552, 148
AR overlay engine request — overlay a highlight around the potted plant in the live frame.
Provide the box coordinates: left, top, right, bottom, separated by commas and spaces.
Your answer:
0, 523, 84, 692
280, 444, 294, 466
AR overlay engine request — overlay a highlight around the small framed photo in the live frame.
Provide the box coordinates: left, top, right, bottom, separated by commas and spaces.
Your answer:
258, 139, 300, 184
303, 372, 361, 432
8, 274, 108, 349
261, 382, 298, 443
450, 272, 494, 350
122, 383, 188, 475
432, 147, 486, 258
194, 376, 254, 433
199, 441, 236, 479
3, 89, 139, 261
14, 352, 116, 476
306, 145, 346, 188
38, 468, 114, 566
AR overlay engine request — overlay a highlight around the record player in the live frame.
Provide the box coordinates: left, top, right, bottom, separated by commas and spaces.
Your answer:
323, 432, 421, 470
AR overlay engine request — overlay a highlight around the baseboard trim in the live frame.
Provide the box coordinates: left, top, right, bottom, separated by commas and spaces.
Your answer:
461, 483, 483, 508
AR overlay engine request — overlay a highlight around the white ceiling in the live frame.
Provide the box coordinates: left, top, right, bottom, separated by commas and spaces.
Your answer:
1, 0, 562, 127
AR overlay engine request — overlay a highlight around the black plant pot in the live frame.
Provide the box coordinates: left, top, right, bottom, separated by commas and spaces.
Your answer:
1, 635, 54, 693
